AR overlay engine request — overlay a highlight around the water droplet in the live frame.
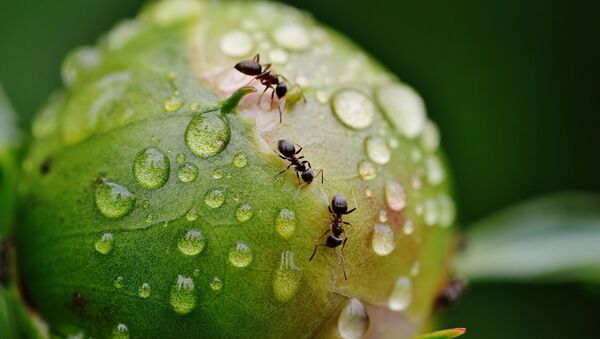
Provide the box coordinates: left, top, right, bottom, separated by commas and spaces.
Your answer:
331, 89, 376, 130
185, 207, 199, 221
164, 97, 183, 112
95, 233, 114, 254
273, 24, 311, 50
372, 224, 395, 256
138, 283, 151, 299
411, 176, 423, 190
145, 213, 154, 223
62, 47, 102, 86
133, 147, 170, 190
228, 242, 253, 268
94, 178, 136, 219
423, 198, 439, 226
211, 169, 224, 179
376, 84, 426, 139
178, 229, 206, 256
425, 155, 445, 185
365, 136, 391, 165
272, 251, 302, 302
338, 298, 370, 339
170, 275, 196, 315
235, 203, 254, 223
269, 49, 289, 64
114, 276, 124, 289
176, 153, 186, 163
220, 30, 253, 57
357, 160, 377, 181
388, 276, 412, 311
378, 210, 388, 223
177, 162, 199, 183
150, 0, 202, 26
410, 261, 421, 276
185, 113, 230, 158
210, 277, 223, 291
189, 102, 199, 110
421, 120, 440, 152
385, 180, 406, 211
204, 188, 225, 208
275, 209, 296, 239
437, 193, 456, 228
403, 219, 414, 235
112, 323, 129, 339
232, 153, 248, 168
410, 148, 423, 163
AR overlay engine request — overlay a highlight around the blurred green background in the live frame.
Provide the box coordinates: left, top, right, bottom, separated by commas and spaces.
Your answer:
0, 0, 598, 338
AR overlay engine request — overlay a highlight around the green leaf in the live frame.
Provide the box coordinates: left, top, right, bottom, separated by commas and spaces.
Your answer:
457, 192, 600, 282
417, 328, 466, 339
0, 84, 20, 235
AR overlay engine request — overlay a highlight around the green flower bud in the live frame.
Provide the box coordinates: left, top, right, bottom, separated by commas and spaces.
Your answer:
17, 0, 456, 337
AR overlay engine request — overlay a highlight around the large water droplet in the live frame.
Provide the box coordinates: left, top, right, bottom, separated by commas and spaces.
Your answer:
204, 188, 225, 208
235, 203, 254, 223
331, 90, 376, 130
233, 153, 248, 168
228, 242, 253, 267
421, 120, 441, 152
275, 209, 296, 239
371, 224, 395, 256
185, 207, 199, 221
357, 160, 377, 181
273, 24, 311, 50
133, 147, 170, 190
185, 113, 230, 158
385, 180, 406, 211
338, 298, 370, 339
425, 155, 445, 185
177, 162, 199, 183
95, 232, 114, 254
94, 178, 136, 219
114, 276, 124, 289
210, 277, 223, 291
164, 97, 183, 112
388, 276, 412, 311
138, 283, 151, 299
273, 251, 302, 302
112, 323, 129, 339
376, 84, 426, 139
170, 275, 196, 315
365, 136, 391, 165
220, 30, 253, 57
178, 229, 206, 256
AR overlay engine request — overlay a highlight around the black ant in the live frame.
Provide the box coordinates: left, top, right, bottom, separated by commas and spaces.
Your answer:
274, 139, 323, 185
310, 193, 356, 280
435, 278, 467, 309
234, 54, 302, 122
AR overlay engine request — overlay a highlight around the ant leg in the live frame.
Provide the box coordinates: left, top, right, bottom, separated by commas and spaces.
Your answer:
274, 163, 293, 180
341, 229, 348, 251
328, 205, 333, 214
277, 100, 283, 123
294, 145, 303, 154
342, 221, 354, 230
257, 85, 270, 104
335, 250, 348, 280
295, 171, 301, 185
318, 228, 331, 240
314, 169, 324, 184
310, 244, 328, 261
302, 160, 312, 168
345, 208, 356, 215
253, 54, 260, 62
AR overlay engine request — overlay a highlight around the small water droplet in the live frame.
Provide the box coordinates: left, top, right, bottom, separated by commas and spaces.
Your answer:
377, 84, 426, 139
142, 200, 150, 209
178, 229, 206, 256
275, 209, 296, 239
164, 97, 183, 112
94, 178, 136, 219
114, 276, 124, 289
138, 283, 151, 298
269, 48, 289, 64
378, 210, 388, 223
232, 153, 248, 168
204, 188, 225, 208
177, 162, 199, 183
410, 261, 421, 276
357, 160, 377, 181
437, 193, 456, 228
185, 113, 230, 158
220, 30, 253, 57
145, 213, 154, 223
273, 251, 302, 303
365, 136, 391, 165
388, 276, 412, 311
112, 323, 129, 339
95, 232, 114, 255
228, 242, 253, 267
189, 102, 200, 110
423, 198, 439, 226
385, 180, 406, 211
133, 147, 170, 190
62, 47, 102, 86
425, 155, 445, 185
273, 24, 311, 50
210, 277, 223, 291
372, 224, 395, 256
338, 298, 370, 339
170, 275, 196, 315
403, 219, 414, 235
211, 169, 224, 179
176, 153, 186, 163
235, 203, 254, 223
185, 207, 199, 221
411, 176, 423, 190
192, 269, 200, 277
421, 120, 440, 152
331, 89, 376, 130
316, 90, 329, 104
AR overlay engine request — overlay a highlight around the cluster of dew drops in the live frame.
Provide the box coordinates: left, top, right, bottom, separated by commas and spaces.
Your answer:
76, 2, 457, 338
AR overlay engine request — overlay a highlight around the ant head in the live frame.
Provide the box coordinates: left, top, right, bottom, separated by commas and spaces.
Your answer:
325, 235, 343, 248
234, 59, 262, 76
301, 168, 314, 183
331, 193, 348, 214
277, 139, 296, 157
275, 82, 288, 99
